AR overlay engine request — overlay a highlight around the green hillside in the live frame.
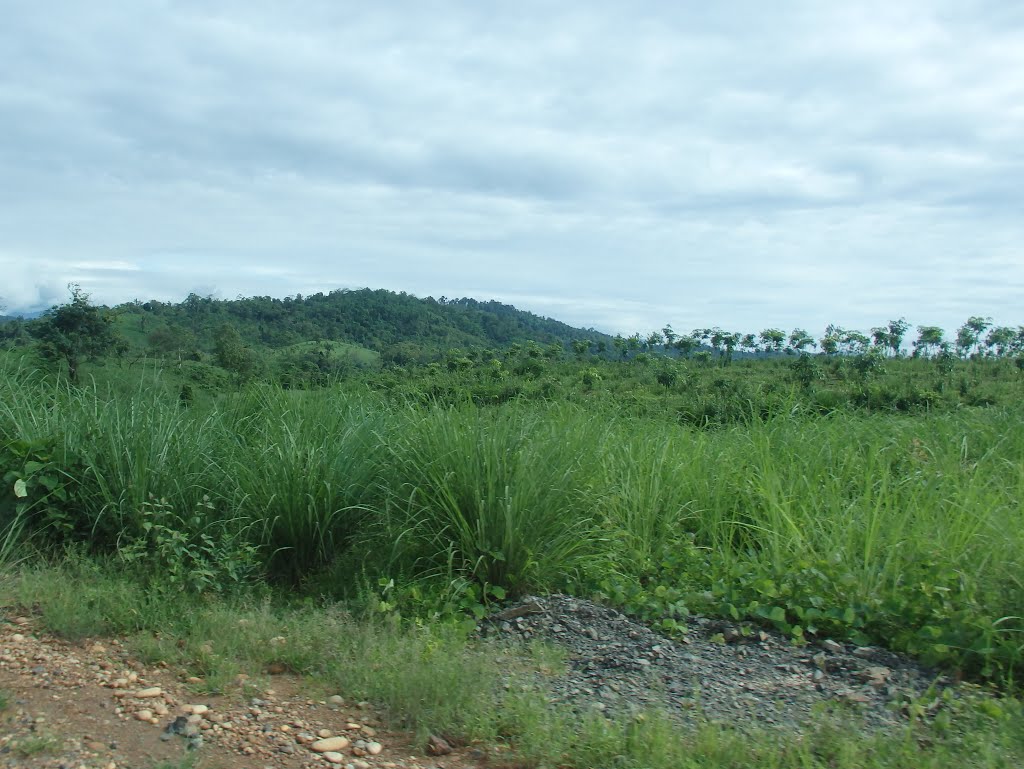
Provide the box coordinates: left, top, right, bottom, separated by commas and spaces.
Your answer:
112, 288, 610, 360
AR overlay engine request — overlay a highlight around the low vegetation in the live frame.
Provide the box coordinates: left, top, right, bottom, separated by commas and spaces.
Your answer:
2, 288, 1023, 767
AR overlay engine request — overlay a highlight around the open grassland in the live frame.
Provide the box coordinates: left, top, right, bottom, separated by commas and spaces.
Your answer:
3, 352, 1024, 767
2, 357, 1022, 685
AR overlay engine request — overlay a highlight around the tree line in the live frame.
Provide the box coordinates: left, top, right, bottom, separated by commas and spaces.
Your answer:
591, 316, 1024, 363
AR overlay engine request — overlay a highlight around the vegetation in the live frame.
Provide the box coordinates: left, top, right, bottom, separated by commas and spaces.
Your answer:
1, 287, 1023, 767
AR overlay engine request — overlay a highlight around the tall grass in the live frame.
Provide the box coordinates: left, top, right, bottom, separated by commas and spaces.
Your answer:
220, 386, 388, 580
1, 354, 1022, 681
368, 404, 606, 591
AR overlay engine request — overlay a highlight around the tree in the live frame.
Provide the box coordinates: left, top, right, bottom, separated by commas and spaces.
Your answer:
661, 325, 677, 349
213, 322, 260, 382
885, 318, 910, 357
758, 328, 786, 354
30, 284, 122, 382
983, 326, 1016, 357
819, 325, 843, 356
788, 328, 815, 354
612, 335, 627, 359
673, 335, 698, 358
839, 329, 870, 355
956, 316, 992, 358
645, 331, 664, 351
147, 324, 197, 362
913, 326, 945, 358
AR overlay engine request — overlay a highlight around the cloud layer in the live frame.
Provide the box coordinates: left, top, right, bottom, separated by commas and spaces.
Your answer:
2, 1, 1022, 336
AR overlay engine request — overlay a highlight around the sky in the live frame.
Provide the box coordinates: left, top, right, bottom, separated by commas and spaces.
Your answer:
1, 1, 1022, 337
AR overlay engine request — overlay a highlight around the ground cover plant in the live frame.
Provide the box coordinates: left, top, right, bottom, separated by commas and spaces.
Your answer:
2, 296, 1024, 766
2, 353, 1022, 685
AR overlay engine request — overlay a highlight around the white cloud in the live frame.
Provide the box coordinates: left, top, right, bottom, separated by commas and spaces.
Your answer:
1, 1, 1022, 337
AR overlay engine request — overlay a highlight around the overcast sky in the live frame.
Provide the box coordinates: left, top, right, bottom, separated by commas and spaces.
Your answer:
1, 2, 1022, 336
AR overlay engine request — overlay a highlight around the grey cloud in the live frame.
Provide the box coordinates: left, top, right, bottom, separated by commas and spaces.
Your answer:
1, 1, 1022, 334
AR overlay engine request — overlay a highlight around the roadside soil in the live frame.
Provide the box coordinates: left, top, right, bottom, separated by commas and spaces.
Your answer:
0, 613, 483, 769
1, 595, 958, 769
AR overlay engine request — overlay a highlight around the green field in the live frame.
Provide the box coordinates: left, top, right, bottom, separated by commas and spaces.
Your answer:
2, 296, 1024, 767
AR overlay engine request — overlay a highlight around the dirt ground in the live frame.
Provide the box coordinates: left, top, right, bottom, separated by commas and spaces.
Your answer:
0, 614, 485, 769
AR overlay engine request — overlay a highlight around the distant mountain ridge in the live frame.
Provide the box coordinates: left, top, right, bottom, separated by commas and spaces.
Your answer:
113, 287, 612, 356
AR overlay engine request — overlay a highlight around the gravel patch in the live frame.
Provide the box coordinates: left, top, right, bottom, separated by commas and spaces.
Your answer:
479, 594, 948, 731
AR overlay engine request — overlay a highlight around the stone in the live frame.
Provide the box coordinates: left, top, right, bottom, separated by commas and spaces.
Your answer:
135, 710, 153, 722
366, 741, 382, 755
322, 752, 345, 764
327, 694, 345, 708
311, 736, 351, 753
134, 687, 162, 698
317, 728, 332, 738
426, 734, 452, 756
821, 639, 843, 654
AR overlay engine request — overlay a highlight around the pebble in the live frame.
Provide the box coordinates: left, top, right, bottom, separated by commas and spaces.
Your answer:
134, 687, 162, 698
327, 694, 345, 708
322, 752, 345, 764
821, 639, 843, 654
135, 710, 153, 722
311, 736, 351, 753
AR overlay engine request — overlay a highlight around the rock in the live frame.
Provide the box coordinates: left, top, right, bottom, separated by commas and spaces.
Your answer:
134, 687, 162, 698
821, 639, 843, 654
426, 734, 453, 756
322, 752, 345, 764
164, 716, 189, 735
366, 741, 382, 755
863, 666, 891, 681
183, 704, 208, 716
327, 694, 345, 708
852, 647, 875, 658
311, 736, 351, 753
317, 728, 332, 738
135, 709, 153, 722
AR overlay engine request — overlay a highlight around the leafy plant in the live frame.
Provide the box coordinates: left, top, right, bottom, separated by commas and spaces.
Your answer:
118, 495, 260, 594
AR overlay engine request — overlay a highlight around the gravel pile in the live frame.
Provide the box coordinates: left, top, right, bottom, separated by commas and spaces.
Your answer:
480, 594, 947, 731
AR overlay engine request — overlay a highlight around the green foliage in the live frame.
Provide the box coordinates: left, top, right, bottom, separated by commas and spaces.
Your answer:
117, 495, 261, 594
0, 436, 79, 544
29, 284, 123, 382
2, 347, 1024, 687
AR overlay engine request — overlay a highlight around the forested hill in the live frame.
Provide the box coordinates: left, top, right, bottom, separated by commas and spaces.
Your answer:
116, 288, 611, 358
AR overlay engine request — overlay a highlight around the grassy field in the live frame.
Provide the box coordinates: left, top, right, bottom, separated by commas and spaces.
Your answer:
2, 351, 1023, 766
